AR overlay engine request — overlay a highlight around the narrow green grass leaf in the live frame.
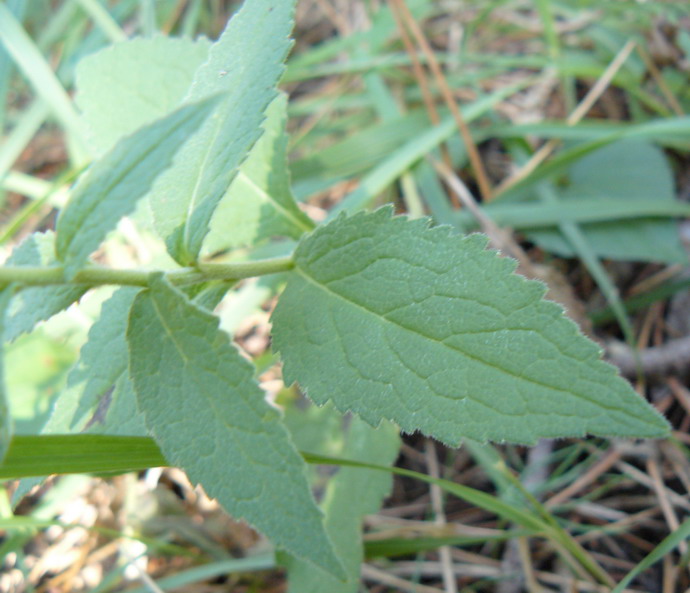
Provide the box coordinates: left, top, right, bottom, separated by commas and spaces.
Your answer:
454, 199, 690, 231
55, 95, 220, 278
611, 517, 690, 593
272, 208, 670, 445
534, 181, 636, 346
328, 83, 527, 217
0, 288, 13, 463
529, 140, 686, 263
302, 452, 548, 532
203, 93, 315, 255
0, 3, 88, 162
122, 556, 276, 593
0, 435, 165, 479
127, 274, 345, 578
5, 232, 87, 341
75, 35, 211, 154
74, 0, 127, 43
150, 0, 297, 265
0, 100, 49, 182
492, 117, 690, 148
286, 418, 400, 593
0, 0, 26, 133
0, 433, 542, 531
364, 531, 533, 559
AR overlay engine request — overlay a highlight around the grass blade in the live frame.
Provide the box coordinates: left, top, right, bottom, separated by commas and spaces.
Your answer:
0, 4, 88, 163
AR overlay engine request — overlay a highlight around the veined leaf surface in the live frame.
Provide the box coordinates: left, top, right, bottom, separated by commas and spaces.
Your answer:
5, 232, 86, 341
56, 95, 220, 277
126, 275, 344, 578
272, 208, 670, 445
67, 287, 145, 435
150, 0, 296, 265
203, 93, 314, 255
76, 35, 211, 155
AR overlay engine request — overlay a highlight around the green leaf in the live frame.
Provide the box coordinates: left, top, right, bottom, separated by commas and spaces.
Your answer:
55, 95, 220, 278
126, 274, 344, 578
203, 93, 314, 255
0, 287, 14, 462
66, 287, 145, 435
10, 287, 146, 505
5, 232, 87, 341
75, 35, 212, 154
286, 418, 399, 593
529, 140, 687, 263
272, 208, 670, 445
149, 0, 297, 265
611, 516, 690, 593
6, 330, 76, 435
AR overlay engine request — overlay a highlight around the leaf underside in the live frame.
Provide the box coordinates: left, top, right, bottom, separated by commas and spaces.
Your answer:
272, 208, 670, 446
126, 275, 344, 578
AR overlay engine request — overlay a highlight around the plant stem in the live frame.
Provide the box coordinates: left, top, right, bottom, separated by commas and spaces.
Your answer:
0, 256, 295, 288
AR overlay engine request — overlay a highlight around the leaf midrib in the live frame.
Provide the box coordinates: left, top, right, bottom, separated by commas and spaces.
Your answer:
236, 169, 313, 233
294, 266, 636, 419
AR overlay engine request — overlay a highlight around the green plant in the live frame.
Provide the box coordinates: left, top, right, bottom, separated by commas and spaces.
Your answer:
0, 0, 673, 589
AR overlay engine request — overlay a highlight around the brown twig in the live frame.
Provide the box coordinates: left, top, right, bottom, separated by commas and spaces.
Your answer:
389, 0, 458, 206
424, 439, 458, 593
495, 39, 637, 197
607, 336, 690, 378
545, 448, 623, 510
635, 43, 685, 116
391, 0, 493, 202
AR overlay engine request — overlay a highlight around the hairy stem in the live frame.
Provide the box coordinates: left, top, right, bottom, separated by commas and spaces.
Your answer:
0, 256, 295, 288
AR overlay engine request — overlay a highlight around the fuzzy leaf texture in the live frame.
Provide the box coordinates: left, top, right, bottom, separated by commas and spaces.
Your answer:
65, 287, 145, 436
75, 35, 211, 155
126, 275, 344, 578
55, 95, 220, 277
203, 93, 314, 255
8, 285, 223, 506
150, 0, 296, 265
5, 232, 87, 341
272, 208, 670, 445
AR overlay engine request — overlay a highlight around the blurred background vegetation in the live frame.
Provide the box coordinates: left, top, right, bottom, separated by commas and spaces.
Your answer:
1, 0, 690, 591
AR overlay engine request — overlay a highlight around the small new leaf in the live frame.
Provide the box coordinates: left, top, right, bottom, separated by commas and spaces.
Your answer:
127, 275, 344, 578
272, 208, 670, 445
